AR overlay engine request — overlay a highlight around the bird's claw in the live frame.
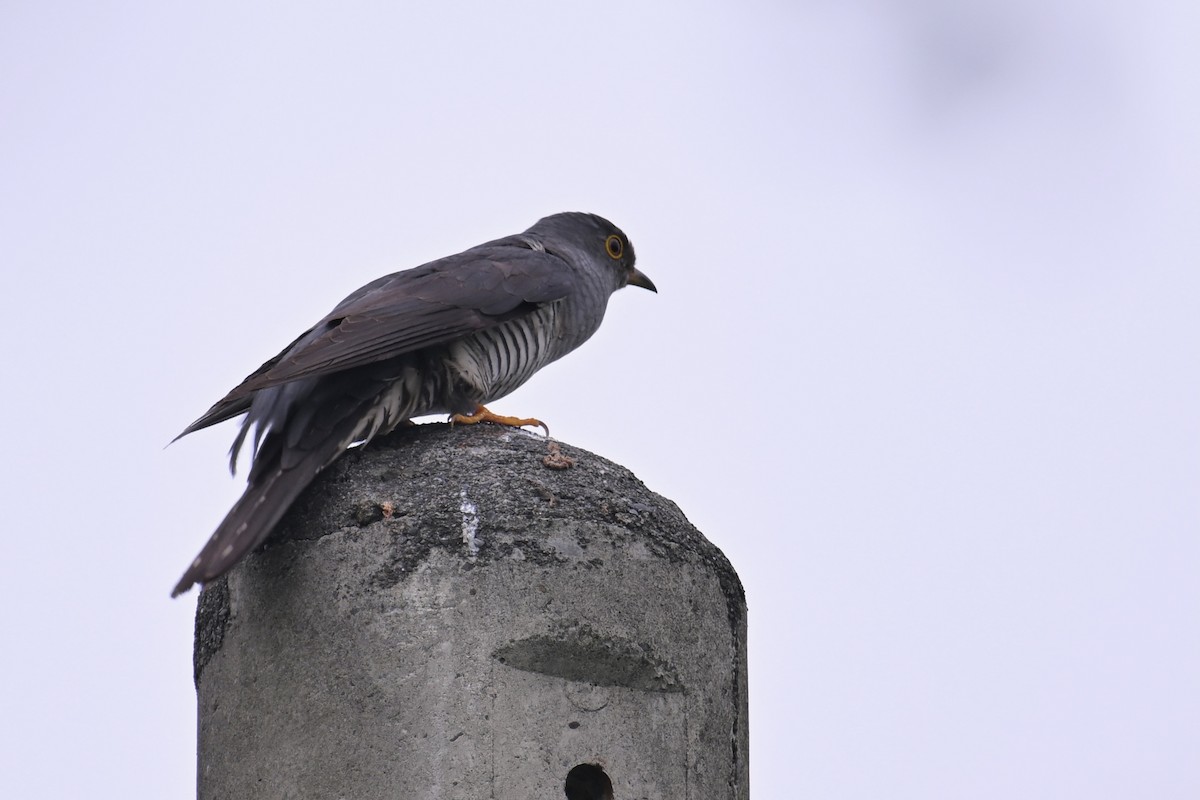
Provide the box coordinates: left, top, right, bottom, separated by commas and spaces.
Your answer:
450, 404, 549, 436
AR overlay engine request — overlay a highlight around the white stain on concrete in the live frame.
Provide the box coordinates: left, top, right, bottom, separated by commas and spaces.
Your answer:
459, 488, 479, 559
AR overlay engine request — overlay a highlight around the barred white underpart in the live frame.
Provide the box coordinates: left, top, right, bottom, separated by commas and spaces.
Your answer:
349, 365, 425, 448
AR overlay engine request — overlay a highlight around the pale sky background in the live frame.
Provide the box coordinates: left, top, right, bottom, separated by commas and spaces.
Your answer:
2, 1, 1198, 797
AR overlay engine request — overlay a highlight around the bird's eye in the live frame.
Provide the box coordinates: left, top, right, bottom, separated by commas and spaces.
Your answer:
605, 235, 623, 260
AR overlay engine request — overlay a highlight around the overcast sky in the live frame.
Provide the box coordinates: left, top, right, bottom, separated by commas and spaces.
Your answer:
2, 1, 1197, 797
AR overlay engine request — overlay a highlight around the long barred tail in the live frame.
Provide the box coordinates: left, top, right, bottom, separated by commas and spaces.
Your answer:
171, 388, 405, 597
172, 357, 433, 597
171, 430, 347, 597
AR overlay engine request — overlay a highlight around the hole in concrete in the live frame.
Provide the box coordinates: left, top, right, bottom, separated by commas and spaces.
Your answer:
564, 763, 612, 800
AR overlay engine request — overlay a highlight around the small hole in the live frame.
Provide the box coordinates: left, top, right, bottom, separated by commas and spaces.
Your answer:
564, 763, 612, 800
568, 721, 580, 729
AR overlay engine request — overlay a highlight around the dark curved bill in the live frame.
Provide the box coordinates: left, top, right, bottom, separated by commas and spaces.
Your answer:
627, 268, 657, 293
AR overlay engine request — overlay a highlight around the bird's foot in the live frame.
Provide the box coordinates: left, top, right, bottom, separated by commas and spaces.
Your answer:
450, 404, 549, 436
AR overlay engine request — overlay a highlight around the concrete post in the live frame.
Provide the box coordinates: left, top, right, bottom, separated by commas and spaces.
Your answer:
193, 423, 748, 799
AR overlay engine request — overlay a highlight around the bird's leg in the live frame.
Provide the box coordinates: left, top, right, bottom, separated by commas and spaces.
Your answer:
450, 404, 549, 436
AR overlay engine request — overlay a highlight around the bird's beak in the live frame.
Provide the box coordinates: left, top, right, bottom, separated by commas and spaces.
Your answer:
626, 267, 657, 293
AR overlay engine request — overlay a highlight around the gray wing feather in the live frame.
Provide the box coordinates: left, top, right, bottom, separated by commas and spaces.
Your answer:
176, 239, 573, 439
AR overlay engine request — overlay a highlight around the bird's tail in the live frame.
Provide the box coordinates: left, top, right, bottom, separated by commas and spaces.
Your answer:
170, 401, 377, 597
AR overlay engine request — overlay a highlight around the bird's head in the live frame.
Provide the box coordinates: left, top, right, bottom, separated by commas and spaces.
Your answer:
531, 212, 657, 295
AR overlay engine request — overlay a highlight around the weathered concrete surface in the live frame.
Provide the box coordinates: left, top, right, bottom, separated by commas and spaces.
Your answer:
194, 423, 747, 800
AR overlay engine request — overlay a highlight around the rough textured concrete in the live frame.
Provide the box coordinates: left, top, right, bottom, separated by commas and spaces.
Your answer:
194, 423, 748, 800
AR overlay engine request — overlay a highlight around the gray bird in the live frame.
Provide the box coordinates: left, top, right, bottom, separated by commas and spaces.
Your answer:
172, 212, 654, 597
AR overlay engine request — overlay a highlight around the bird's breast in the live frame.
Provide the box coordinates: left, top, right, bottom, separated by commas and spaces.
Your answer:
449, 303, 572, 404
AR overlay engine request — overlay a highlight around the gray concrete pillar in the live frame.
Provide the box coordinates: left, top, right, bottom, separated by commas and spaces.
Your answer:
193, 423, 748, 799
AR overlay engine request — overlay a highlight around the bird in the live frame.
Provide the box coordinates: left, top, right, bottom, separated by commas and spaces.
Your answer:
171, 212, 655, 597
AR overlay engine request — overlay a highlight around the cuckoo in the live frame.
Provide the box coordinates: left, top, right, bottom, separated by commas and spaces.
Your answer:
171, 212, 654, 597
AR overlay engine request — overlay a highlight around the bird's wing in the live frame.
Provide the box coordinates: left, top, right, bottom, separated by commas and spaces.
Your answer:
177, 238, 573, 438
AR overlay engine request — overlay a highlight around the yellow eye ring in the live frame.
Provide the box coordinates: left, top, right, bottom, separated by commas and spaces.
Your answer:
605, 235, 623, 260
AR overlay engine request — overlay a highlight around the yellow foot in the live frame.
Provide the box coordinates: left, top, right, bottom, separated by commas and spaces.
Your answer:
450, 404, 549, 436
